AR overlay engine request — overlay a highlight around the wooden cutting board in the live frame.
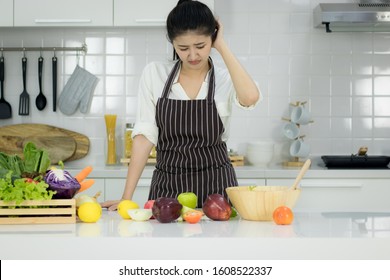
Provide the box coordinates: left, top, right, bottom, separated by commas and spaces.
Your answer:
0, 124, 90, 162
57, 127, 90, 161
0, 135, 76, 164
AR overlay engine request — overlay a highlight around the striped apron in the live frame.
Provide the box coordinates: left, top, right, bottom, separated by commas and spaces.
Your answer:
149, 59, 238, 207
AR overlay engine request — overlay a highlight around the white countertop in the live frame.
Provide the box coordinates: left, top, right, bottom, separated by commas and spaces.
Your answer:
2, 158, 387, 260
65, 157, 390, 179
1, 209, 390, 260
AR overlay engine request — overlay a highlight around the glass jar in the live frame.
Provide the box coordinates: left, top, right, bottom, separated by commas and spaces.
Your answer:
105, 114, 117, 165
124, 123, 134, 158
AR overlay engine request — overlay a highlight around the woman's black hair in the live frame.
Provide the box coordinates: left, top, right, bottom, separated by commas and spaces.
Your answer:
167, 0, 218, 60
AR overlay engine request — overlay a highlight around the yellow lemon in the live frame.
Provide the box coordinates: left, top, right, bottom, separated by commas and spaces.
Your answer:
117, 200, 139, 219
78, 202, 102, 223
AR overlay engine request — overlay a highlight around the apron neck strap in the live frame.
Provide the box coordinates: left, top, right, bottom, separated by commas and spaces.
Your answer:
161, 60, 181, 99
207, 57, 215, 103
161, 58, 215, 102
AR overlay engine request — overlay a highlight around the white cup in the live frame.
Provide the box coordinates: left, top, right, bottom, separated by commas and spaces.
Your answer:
291, 105, 311, 125
290, 138, 310, 158
283, 122, 300, 139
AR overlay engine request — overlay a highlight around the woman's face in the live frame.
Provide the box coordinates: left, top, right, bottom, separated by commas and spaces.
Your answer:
172, 31, 212, 70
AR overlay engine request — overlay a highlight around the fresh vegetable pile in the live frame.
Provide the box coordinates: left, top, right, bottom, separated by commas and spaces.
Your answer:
0, 142, 51, 179
0, 172, 55, 205
0, 142, 95, 205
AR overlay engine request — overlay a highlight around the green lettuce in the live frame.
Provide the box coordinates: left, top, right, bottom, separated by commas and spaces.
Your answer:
0, 142, 51, 178
0, 171, 55, 205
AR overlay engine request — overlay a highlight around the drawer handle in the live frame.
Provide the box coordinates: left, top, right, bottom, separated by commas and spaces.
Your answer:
300, 183, 363, 189
35, 19, 92, 24
135, 19, 165, 24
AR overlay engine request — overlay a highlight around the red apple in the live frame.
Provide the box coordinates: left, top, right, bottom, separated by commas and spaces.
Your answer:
152, 197, 182, 223
202, 194, 231, 221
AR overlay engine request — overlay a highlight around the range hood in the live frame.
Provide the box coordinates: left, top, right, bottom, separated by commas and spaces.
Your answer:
314, 2, 390, 32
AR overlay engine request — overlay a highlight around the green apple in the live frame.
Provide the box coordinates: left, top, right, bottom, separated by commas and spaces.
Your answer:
177, 192, 197, 209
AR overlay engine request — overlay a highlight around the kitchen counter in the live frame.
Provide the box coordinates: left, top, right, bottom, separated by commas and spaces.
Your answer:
1, 209, 390, 260
2, 157, 386, 260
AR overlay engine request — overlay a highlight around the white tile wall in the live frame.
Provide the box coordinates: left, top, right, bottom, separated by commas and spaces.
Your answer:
1, 0, 390, 166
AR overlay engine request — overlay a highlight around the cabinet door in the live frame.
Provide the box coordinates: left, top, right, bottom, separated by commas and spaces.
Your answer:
267, 178, 390, 212
0, 0, 13, 26
14, 0, 113, 27
105, 178, 151, 206
237, 178, 266, 186
114, 0, 214, 27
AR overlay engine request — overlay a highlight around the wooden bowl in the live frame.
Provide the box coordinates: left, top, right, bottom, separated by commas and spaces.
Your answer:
226, 186, 301, 221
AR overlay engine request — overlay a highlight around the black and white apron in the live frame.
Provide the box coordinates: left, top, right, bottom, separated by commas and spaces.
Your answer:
149, 59, 238, 207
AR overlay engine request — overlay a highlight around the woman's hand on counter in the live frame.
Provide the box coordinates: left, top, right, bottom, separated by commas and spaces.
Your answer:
100, 200, 120, 211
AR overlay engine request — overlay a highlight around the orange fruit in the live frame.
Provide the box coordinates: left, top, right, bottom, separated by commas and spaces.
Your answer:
183, 210, 203, 224
273, 206, 294, 225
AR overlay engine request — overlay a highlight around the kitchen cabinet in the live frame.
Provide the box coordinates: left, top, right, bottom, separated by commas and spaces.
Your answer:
0, 0, 13, 26
103, 177, 265, 205
68, 163, 390, 212
79, 178, 106, 202
114, 0, 214, 27
267, 178, 390, 212
14, 0, 113, 27
3, 0, 214, 27
105, 178, 151, 206
237, 178, 265, 186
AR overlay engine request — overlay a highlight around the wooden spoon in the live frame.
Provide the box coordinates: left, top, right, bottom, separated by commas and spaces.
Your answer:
290, 159, 311, 190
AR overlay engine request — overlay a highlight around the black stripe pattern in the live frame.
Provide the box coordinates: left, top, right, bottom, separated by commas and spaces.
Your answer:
149, 59, 238, 207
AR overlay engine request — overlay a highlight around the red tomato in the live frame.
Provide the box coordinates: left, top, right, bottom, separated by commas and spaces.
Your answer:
25, 178, 38, 184
183, 210, 203, 224
273, 206, 294, 225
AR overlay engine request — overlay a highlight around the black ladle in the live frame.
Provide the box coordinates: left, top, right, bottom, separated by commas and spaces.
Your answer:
35, 56, 47, 110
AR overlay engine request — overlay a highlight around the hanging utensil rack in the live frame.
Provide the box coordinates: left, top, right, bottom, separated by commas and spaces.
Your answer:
0, 44, 87, 54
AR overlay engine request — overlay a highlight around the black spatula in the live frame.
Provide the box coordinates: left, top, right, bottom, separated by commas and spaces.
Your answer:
18, 57, 29, 116
0, 56, 12, 119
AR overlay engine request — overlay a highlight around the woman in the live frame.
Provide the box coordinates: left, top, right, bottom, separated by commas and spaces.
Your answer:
102, 0, 260, 210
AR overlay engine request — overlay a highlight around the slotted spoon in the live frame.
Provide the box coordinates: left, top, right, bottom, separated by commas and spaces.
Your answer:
18, 57, 29, 116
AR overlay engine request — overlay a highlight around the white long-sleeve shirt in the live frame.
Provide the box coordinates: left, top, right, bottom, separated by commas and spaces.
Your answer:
132, 60, 260, 145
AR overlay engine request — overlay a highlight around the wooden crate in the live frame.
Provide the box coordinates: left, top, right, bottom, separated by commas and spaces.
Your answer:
0, 199, 76, 224
229, 155, 244, 166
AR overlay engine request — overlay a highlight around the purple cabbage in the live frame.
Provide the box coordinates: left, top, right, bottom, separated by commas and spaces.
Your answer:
44, 168, 81, 199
